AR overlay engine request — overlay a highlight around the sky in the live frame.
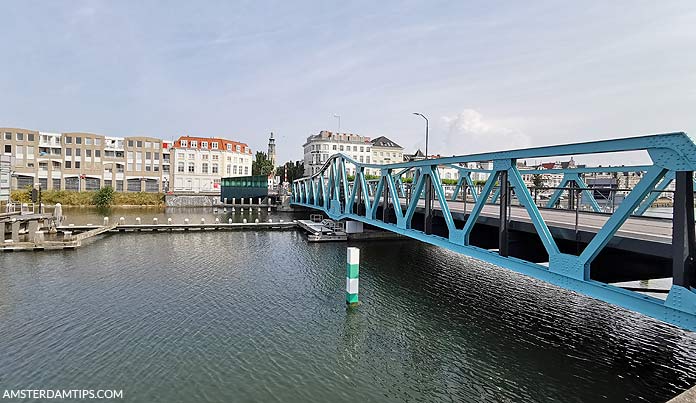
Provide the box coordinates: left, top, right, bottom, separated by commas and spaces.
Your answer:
1, 1, 695, 165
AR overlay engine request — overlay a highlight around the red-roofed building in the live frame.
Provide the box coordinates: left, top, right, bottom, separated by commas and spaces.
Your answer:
171, 136, 252, 193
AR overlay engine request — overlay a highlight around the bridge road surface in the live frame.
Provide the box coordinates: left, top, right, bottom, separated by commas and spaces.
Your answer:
391, 197, 673, 245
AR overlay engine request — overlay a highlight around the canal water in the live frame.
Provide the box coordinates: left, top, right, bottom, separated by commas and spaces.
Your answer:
1, 208, 695, 402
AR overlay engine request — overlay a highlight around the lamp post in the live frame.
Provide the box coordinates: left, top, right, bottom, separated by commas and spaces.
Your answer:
413, 112, 429, 159
333, 114, 341, 132
413, 112, 432, 234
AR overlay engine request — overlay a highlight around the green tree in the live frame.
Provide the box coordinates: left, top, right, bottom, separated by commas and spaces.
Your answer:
532, 174, 544, 188
252, 152, 274, 176
93, 186, 115, 207
276, 161, 305, 183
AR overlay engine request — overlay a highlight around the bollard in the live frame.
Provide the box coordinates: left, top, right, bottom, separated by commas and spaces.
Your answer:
215, 218, 220, 223
228, 218, 232, 224
201, 218, 205, 224
224, 198, 228, 204
268, 207, 271, 212
184, 218, 190, 225
258, 198, 261, 205
243, 218, 247, 224
103, 217, 109, 226
255, 218, 259, 223
69, 223, 75, 227
153, 218, 158, 225
241, 207, 244, 213
257, 207, 261, 212
168, 217, 172, 225
279, 219, 283, 223
346, 247, 360, 305
119, 217, 125, 225
268, 219, 272, 223
232, 197, 236, 205
223, 208, 227, 213
136, 217, 141, 225
232, 207, 236, 213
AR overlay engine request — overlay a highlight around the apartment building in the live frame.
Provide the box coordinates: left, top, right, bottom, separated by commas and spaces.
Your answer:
1, 127, 172, 192
0, 155, 10, 202
171, 136, 252, 193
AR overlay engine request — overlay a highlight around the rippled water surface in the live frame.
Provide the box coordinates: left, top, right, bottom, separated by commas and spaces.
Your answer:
1, 209, 696, 402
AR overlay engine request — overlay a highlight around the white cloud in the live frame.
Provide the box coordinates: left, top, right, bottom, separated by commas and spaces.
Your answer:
439, 109, 530, 156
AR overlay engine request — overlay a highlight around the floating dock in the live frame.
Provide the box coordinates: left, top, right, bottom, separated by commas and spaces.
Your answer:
297, 217, 348, 242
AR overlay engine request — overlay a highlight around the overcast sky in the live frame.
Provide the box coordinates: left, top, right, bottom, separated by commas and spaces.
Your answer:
1, 1, 695, 165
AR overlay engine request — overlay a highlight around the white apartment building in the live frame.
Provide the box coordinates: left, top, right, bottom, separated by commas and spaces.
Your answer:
303, 131, 373, 176
171, 136, 252, 193
303, 131, 406, 177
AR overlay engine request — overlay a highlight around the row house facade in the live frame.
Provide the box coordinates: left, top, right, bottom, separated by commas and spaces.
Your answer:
1, 127, 172, 192
170, 136, 252, 193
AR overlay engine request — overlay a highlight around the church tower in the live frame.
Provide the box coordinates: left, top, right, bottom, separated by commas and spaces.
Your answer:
267, 132, 277, 167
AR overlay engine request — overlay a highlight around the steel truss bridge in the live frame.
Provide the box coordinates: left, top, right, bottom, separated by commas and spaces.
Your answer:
292, 132, 696, 331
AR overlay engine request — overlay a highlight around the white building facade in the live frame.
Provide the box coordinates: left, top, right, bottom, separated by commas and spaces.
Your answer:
171, 136, 252, 193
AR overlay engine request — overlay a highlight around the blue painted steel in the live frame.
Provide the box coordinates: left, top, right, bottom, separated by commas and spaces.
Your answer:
545, 173, 601, 212
291, 132, 696, 331
634, 171, 675, 216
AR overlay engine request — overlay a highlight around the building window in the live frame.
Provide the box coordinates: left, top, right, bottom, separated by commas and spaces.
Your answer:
127, 163, 133, 171
75, 149, 81, 157
339, 145, 344, 151
226, 144, 231, 151
145, 141, 152, 148
65, 148, 72, 156
76, 137, 82, 144
212, 142, 218, 149
65, 161, 72, 168
16, 133, 24, 141
145, 165, 151, 172
95, 150, 101, 158
75, 161, 81, 169
191, 140, 198, 148
233, 165, 237, 175
201, 141, 208, 149
65, 136, 73, 144
137, 141, 142, 147
244, 166, 249, 175
202, 163, 209, 174
95, 138, 101, 146
226, 165, 231, 174
202, 154, 208, 160
85, 138, 92, 145
188, 162, 195, 173
146, 152, 151, 160
86, 149, 92, 158
180, 140, 188, 147
236, 145, 241, 152
177, 152, 185, 159
360, 146, 364, 152
4, 132, 11, 140
154, 152, 159, 160
128, 140, 134, 147
177, 162, 185, 172
212, 163, 218, 174
212, 154, 218, 161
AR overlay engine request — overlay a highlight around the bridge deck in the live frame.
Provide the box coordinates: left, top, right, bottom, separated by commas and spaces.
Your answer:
401, 198, 672, 243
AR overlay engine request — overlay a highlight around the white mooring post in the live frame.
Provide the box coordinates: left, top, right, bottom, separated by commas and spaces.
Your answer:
346, 247, 360, 305
119, 217, 125, 225
258, 197, 262, 205
243, 218, 247, 224
184, 218, 190, 225
135, 217, 141, 225
215, 218, 220, 224
201, 218, 205, 224
228, 218, 232, 224
153, 218, 158, 225
103, 217, 109, 226
167, 218, 172, 225
232, 197, 236, 205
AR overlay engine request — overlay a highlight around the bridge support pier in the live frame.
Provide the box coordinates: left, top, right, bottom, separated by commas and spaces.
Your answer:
672, 171, 696, 288
499, 170, 510, 257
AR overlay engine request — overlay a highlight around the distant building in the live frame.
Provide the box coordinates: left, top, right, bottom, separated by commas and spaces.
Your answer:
303, 131, 373, 176
171, 136, 252, 193
367, 136, 404, 176
1, 127, 172, 192
0, 155, 10, 202
267, 132, 277, 168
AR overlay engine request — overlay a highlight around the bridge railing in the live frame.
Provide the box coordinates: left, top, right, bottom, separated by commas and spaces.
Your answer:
292, 132, 696, 330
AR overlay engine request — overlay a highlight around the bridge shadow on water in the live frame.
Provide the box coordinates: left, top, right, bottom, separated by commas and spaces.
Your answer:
346, 238, 696, 403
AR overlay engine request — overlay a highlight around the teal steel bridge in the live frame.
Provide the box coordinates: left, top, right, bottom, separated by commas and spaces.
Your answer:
291, 132, 696, 331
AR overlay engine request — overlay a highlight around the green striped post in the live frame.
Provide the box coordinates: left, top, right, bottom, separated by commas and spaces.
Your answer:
346, 247, 360, 305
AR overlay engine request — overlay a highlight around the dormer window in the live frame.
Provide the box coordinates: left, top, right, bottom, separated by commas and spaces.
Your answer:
226, 144, 231, 151
236, 145, 241, 152
191, 140, 198, 148
180, 140, 188, 147
202, 141, 208, 149
212, 142, 218, 150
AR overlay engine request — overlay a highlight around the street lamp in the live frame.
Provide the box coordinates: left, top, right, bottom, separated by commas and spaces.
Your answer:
333, 114, 341, 132
413, 112, 429, 159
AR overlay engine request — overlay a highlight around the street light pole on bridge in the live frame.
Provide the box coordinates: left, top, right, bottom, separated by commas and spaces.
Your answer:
413, 112, 432, 234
